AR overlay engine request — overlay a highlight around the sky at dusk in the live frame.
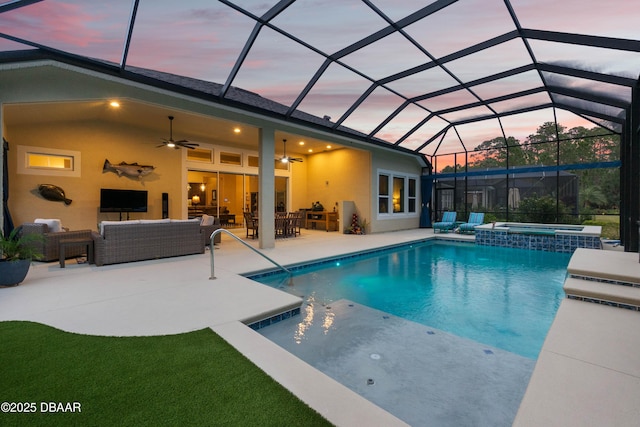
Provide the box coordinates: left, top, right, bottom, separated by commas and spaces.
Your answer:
1, 0, 639, 161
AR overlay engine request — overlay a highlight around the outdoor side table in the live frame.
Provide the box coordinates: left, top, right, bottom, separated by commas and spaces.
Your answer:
59, 237, 94, 268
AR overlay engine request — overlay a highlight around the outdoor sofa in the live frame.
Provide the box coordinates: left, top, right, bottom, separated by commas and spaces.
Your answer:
92, 219, 208, 266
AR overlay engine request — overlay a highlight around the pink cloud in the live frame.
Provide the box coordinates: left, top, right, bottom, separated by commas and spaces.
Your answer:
2, 2, 107, 47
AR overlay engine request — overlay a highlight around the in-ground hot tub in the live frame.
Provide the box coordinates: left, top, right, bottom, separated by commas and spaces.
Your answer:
475, 222, 602, 253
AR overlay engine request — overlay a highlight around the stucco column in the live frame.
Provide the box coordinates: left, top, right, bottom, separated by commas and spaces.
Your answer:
258, 127, 275, 249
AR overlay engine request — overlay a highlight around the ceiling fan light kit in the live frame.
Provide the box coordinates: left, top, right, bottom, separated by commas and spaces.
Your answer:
158, 115, 199, 150
279, 139, 303, 163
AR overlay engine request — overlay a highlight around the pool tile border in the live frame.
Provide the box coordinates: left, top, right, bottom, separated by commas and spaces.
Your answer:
246, 307, 302, 330
476, 230, 601, 253
566, 295, 640, 311
569, 274, 640, 288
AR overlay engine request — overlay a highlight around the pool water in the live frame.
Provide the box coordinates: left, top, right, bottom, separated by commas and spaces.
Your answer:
253, 241, 571, 359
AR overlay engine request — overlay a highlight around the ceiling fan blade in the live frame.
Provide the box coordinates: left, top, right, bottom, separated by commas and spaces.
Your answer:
178, 141, 199, 148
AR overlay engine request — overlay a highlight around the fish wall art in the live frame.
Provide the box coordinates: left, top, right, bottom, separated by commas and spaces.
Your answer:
38, 184, 72, 205
103, 159, 155, 179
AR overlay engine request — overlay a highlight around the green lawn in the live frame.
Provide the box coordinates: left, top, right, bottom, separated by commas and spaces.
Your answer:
594, 214, 620, 223
585, 215, 620, 240
0, 321, 332, 427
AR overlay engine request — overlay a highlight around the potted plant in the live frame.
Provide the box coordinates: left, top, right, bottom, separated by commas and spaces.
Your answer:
0, 227, 42, 287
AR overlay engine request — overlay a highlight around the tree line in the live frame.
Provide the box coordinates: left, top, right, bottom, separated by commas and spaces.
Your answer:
440, 122, 620, 212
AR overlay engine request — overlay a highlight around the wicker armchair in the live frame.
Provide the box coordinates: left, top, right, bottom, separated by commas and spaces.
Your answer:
20, 222, 93, 262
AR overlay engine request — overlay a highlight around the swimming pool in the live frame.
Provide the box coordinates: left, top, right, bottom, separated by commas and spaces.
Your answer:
251, 241, 571, 359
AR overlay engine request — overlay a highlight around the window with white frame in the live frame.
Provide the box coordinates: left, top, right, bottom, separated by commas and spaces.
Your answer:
17, 145, 81, 177
187, 147, 214, 163
220, 151, 242, 165
378, 171, 418, 217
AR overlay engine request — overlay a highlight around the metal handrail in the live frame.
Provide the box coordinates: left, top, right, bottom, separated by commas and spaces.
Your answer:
208, 228, 292, 279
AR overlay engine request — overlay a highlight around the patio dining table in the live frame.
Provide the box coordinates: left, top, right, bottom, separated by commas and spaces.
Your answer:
250, 213, 302, 238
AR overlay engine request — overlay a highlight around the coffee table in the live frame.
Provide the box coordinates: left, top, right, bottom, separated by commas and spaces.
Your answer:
59, 237, 94, 268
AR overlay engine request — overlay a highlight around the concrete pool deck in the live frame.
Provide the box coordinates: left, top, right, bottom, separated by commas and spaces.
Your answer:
1, 228, 638, 426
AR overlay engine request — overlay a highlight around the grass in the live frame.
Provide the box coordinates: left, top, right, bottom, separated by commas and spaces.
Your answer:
0, 321, 332, 427
584, 215, 620, 240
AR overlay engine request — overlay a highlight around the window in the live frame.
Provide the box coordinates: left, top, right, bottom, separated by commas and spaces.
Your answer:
27, 153, 73, 170
247, 155, 259, 167
220, 152, 242, 165
274, 159, 289, 170
17, 145, 81, 177
393, 177, 404, 213
187, 148, 213, 163
378, 171, 418, 218
378, 174, 389, 214
408, 178, 417, 212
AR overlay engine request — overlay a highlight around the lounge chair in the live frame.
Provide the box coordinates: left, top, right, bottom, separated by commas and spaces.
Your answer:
458, 212, 485, 234
433, 211, 457, 233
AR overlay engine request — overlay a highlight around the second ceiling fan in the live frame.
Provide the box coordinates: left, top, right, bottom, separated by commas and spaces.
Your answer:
278, 139, 303, 163
158, 115, 199, 150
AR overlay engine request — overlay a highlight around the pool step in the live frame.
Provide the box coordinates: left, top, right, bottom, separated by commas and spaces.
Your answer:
564, 277, 640, 311
567, 248, 640, 286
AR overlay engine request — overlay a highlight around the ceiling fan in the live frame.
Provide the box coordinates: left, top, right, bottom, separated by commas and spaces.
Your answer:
158, 116, 199, 149
278, 139, 303, 163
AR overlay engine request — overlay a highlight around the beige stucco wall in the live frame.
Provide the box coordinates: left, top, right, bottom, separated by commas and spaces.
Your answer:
305, 148, 371, 231
370, 146, 423, 233
6, 120, 183, 231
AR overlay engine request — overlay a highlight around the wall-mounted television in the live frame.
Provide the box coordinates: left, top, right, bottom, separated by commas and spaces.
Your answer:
100, 188, 148, 213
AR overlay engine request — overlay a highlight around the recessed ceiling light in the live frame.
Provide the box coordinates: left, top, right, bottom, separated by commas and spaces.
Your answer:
308, 149, 313, 153
326, 145, 332, 149
298, 141, 305, 145
233, 127, 241, 134
109, 101, 120, 108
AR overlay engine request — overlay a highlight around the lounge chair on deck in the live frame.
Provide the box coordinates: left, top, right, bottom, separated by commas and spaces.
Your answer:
458, 212, 485, 234
433, 211, 457, 233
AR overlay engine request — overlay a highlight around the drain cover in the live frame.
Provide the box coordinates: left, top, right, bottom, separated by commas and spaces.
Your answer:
370, 353, 381, 360
367, 378, 375, 385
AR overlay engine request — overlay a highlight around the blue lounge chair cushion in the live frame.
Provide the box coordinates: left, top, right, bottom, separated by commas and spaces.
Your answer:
458, 212, 485, 233
433, 211, 457, 233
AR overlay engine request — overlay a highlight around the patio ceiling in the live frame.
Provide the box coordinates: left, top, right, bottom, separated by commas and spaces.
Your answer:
0, 0, 639, 159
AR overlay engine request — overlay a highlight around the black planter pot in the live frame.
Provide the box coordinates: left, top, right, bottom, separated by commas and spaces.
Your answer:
0, 259, 31, 287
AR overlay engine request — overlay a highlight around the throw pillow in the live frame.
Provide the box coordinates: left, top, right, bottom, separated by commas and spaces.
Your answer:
34, 218, 63, 233
201, 214, 215, 226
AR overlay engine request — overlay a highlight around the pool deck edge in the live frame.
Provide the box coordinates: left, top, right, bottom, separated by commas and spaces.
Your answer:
514, 250, 640, 427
